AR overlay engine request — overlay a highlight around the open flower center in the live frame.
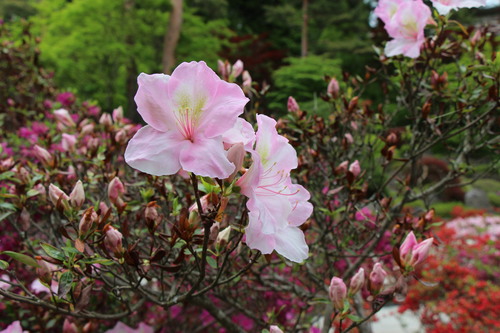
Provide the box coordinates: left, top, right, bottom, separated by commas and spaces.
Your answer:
173, 97, 205, 141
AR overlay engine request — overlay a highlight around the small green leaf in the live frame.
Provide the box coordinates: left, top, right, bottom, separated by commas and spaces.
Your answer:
346, 314, 363, 323
26, 189, 40, 198
57, 271, 74, 298
206, 256, 217, 269
0, 211, 14, 222
1, 251, 39, 268
41, 243, 66, 261
0, 260, 9, 270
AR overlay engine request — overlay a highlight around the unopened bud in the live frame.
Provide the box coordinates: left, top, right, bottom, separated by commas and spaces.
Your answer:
69, 180, 85, 208
287, 96, 300, 113
226, 143, 245, 182
269, 326, 284, 333
114, 129, 128, 144
216, 226, 231, 247
112, 106, 124, 123
409, 238, 433, 267
329, 277, 347, 312
327, 78, 340, 98
242, 70, 252, 88
33, 145, 53, 167
79, 207, 97, 235
54, 109, 75, 127
108, 177, 125, 207
61, 133, 77, 152
99, 113, 113, 127
103, 225, 123, 257
349, 268, 365, 296
369, 263, 387, 295
48, 184, 69, 207
231, 59, 244, 78
349, 160, 361, 178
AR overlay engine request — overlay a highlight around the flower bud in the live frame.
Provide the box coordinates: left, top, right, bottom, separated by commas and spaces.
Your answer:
287, 96, 300, 113
336, 160, 349, 174
103, 225, 123, 257
99, 113, 113, 127
231, 59, 244, 78
54, 108, 75, 127
218, 59, 229, 78
209, 222, 219, 242
226, 143, 245, 182
348, 160, 361, 178
48, 184, 69, 207
399, 231, 417, 265
62, 319, 78, 333
242, 70, 252, 88
79, 207, 97, 236
270, 326, 284, 333
349, 268, 365, 296
329, 277, 347, 312
327, 78, 339, 98
108, 177, 125, 207
369, 263, 387, 295
112, 106, 124, 123
80, 123, 94, 135
114, 129, 128, 144
61, 133, 77, 152
69, 180, 85, 208
216, 226, 231, 247
409, 238, 433, 267
33, 145, 53, 167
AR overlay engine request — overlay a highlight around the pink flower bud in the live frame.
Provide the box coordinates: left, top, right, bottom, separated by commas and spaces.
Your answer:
344, 133, 354, 145
0, 157, 14, 171
61, 133, 77, 152
336, 160, 349, 174
349, 268, 365, 295
287, 96, 300, 113
226, 143, 245, 182
99, 113, 113, 127
48, 184, 69, 206
217, 59, 228, 78
329, 277, 347, 312
242, 70, 252, 88
209, 222, 219, 242
327, 78, 340, 98
62, 319, 78, 333
270, 326, 284, 333
112, 106, 124, 123
231, 59, 244, 78
348, 160, 361, 178
69, 180, 85, 208
103, 225, 123, 257
33, 145, 53, 167
216, 226, 231, 247
34, 183, 46, 200
108, 177, 125, 208
80, 123, 94, 135
79, 207, 97, 235
399, 231, 417, 265
409, 238, 433, 267
114, 129, 128, 144
99, 202, 109, 214
369, 263, 387, 294
145, 201, 159, 224
54, 108, 75, 127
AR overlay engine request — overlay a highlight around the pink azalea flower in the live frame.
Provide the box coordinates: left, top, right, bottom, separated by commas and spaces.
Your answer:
376, 0, 432, 58
430, 0, 486, 15
0, 321, 27, 333
125, 61, 249, 178
399, 231, 434, 269
237, 115, 313, 263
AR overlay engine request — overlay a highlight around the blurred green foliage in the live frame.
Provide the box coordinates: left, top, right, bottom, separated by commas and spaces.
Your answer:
267, 55, 341, 115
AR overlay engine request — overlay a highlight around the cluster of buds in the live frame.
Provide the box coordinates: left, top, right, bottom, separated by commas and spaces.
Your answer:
328, 267, 365, 314
48, 181, 85, 211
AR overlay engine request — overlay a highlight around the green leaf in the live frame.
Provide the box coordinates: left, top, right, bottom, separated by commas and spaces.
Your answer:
0, 211, 14, 222
81, 258, 115, 266
1, 251, 39, 268
40, 243, 66, 261
206, 256, 217, 269
346, 314, 363, 323
57, 271, 74, 298
26, 189, 40, 198
0, 260, 9, 270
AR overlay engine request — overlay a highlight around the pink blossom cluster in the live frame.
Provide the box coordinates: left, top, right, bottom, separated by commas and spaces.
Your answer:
375, 0, 486, 58
124, 61, 313, 263
446, 214, 500, 241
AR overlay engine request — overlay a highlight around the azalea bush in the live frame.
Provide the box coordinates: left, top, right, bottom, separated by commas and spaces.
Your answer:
0, 1, 499, 332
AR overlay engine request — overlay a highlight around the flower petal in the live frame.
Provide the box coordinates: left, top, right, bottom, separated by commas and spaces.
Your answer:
274, 226, 309, 263
124, 125, 187, 176
135, 73, 175, 132
179, 136, 235, 179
